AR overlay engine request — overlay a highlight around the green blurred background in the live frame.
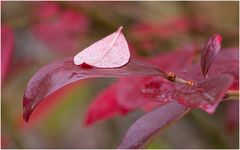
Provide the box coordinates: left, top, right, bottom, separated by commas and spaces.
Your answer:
1, 1, 239, 148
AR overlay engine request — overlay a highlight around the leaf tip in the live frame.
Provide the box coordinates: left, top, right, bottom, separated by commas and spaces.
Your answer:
23, 108, 30, 122
118, 26, 124, 32
214, 34, 222, 44
73, 54, 83, 65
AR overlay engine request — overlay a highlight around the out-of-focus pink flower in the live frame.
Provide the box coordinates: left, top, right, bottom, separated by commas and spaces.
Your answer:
31, 2, 89, 54
1, 24, 14, 83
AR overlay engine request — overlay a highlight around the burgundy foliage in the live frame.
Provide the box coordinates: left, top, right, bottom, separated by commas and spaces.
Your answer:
178, 74, 234, 113
85, 49, 195, 125
22, 25, 239, 148
118, 101, 191, 148
23, 58, 161, 121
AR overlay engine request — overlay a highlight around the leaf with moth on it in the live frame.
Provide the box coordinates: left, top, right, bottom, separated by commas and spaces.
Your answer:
74, 26, 130, 68
23, 57, 161, 121
201, 34, 222, 78
85, 83, 129, 126
118, 101, 191, 149
177, 74, 234, 114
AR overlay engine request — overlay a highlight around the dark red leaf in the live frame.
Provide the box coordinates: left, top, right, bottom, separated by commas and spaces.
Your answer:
23, 58, 161, 121
85, 83, 129, 126
178, 74, 234, 113
18, 83, 81, 129
118, 101, 191, 149
1, 24, 14, 83
201, 34, 222, 77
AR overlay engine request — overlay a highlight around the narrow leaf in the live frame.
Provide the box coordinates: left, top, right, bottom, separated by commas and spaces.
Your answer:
201, 34, 222, 77
74, 26, 130, 68
23, 58, 161, 121
118, 101, 191, 149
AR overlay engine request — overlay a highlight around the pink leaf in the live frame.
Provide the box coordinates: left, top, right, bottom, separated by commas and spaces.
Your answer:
23, 58, 161, 121
118, 101, 191, 148
85, 83, 128, 126
1, 24, 14, 83
201, 34, 222, 77
178, 74, 234, 113
74, 26, 130, 68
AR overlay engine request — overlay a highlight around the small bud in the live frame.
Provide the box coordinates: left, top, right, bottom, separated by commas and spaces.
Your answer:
167, 72, 176, 81
201, 34, 222, 78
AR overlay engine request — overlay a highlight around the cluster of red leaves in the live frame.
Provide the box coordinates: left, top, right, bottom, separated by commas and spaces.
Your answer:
31, 2, 89, 53
86, 47, 238, 126
22, 26, 239, 148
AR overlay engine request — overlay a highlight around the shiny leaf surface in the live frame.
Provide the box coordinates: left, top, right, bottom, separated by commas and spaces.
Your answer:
23, 58, 161, 121
118, 101, 191, 148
